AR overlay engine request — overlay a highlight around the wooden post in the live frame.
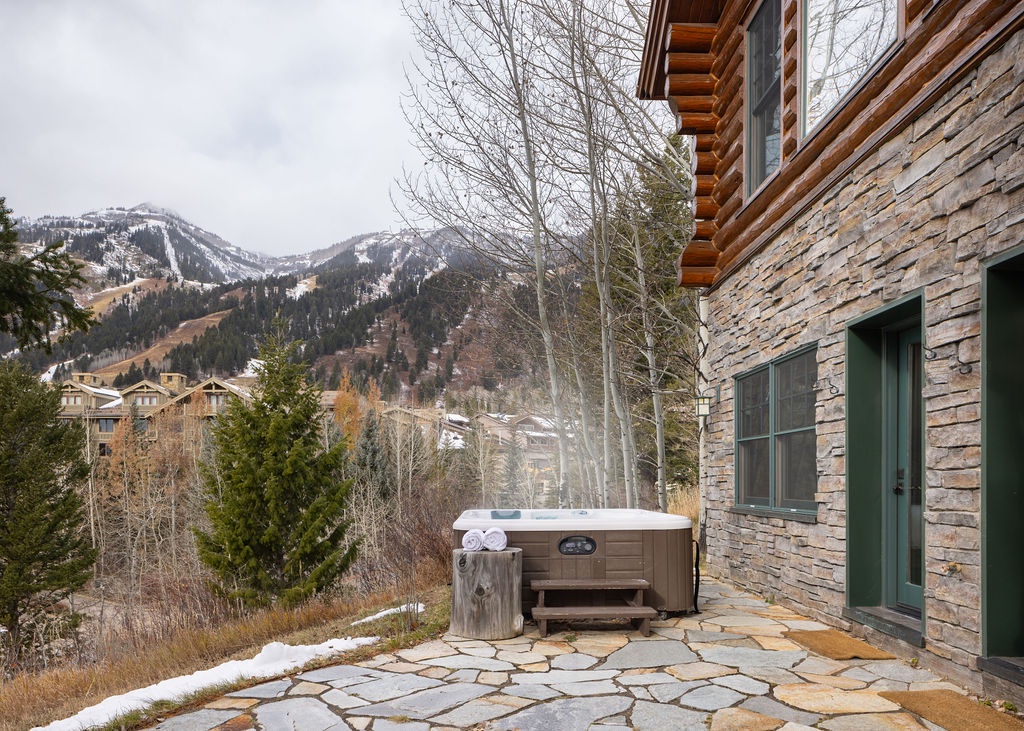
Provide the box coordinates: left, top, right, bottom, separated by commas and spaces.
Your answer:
450, 548, 523, 640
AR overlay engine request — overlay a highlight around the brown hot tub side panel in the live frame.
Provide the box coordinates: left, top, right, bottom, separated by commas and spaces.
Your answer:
454, 526, 694, 613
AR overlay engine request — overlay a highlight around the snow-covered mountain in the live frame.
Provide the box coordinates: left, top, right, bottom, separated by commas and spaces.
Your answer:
17, 204, 273, 284
16, 203, 472, 288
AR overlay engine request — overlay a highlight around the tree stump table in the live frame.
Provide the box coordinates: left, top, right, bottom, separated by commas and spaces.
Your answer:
450, 548, 523, 640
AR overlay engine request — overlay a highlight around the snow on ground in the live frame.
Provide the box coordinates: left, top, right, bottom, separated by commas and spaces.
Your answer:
286, 276, 316, 299
240, 359, 264, 377
161, 225, 182, 279
438, 430, 466, 450
35, 636, 379, 731
350, 603, 425, 626
91, 277, 150, 297
40, 360, 75, 382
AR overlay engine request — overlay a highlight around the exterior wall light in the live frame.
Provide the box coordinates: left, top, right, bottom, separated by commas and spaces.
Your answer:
695, 385, 720, 417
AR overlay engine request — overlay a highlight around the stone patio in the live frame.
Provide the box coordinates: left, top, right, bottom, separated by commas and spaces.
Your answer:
147, 579, 996, 730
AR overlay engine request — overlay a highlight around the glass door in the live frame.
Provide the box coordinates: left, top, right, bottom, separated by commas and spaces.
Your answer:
891, 327, 923, 612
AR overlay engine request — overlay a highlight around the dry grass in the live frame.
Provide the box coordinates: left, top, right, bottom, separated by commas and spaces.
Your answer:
0, 583, 452, 731
668, 484, 701, 540
92, 309, 234, 379
83, 277, 169, 317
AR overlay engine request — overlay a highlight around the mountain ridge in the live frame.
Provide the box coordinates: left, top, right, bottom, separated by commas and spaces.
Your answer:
10, 204, 517, 402
15, 202, 452, 287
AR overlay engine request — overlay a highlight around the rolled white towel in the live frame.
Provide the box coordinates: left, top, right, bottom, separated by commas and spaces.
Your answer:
462, 528, 485, 551
483, 527, 508, 551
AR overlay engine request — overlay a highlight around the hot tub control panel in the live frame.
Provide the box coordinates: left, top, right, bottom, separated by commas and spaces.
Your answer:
558, 535, 596, 555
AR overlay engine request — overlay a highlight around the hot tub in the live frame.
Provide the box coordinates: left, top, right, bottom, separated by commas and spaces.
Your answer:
453, 508, 694, 613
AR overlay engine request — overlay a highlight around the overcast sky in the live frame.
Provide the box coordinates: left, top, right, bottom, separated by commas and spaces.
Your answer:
1, 1, 421, 257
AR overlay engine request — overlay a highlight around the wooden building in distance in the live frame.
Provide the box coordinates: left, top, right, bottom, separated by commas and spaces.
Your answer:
59, 372, 251, 458
639, 0, 1023, 703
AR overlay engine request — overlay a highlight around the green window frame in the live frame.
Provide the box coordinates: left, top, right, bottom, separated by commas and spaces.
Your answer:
736, 346, 818, 513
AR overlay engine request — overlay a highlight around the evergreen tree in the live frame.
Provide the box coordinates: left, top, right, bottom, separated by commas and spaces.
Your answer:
0, 362, 96, 658
195, 333, 358, 607
352, 411, 393, 500
0, 198, 94, 351
501, 431, 525, 506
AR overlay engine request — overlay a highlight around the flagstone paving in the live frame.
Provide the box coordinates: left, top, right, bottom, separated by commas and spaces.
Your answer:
149, 579, 998, 730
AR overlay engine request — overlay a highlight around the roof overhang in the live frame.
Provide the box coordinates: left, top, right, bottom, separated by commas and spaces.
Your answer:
638, 0, 725, 100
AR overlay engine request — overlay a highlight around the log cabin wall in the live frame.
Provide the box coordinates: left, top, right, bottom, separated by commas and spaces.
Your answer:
639, 0, 1024, 290
639, 0, 1024, 702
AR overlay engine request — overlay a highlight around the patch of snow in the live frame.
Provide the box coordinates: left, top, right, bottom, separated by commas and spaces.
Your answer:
445, 413, 470, 426
40, 360, 75, 383
350, 603, 425, 627
92, 277, 149, 297
240, 359, 264, 378
526, 416, 556, 430
161, 226, 182, 279
77, 384, 121, 399
438, 430, 466, 450
286, 276, 316, 300
34, 636, 379, 731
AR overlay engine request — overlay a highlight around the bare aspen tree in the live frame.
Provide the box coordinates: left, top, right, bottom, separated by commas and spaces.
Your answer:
530, 0, 694, 509
402, 0, 575, 506
402, 0, 698, 510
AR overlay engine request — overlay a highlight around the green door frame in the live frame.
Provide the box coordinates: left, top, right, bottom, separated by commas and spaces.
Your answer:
846, 294, 926, 639
982, 249, 1024, 661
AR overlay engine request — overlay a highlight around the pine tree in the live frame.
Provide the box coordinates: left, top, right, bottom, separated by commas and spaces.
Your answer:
352, 411, 393, 500
0, 362, 96, 657
501, 430, 525, 506
0, 197, 95, 351
194, 333, 358, 607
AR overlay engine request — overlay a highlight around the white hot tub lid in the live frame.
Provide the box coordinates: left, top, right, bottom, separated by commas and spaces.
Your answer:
453, 508, 692, 531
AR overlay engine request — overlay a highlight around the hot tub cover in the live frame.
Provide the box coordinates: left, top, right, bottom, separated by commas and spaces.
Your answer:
453, 508, 692, 532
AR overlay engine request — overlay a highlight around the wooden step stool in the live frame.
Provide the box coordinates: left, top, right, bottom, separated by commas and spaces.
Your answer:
530, 578, 658, 637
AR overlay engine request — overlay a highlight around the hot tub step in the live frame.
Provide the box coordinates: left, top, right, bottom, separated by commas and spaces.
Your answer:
530, 578, 657, 637
531, 605, 658, 637
531, 578, 650, 592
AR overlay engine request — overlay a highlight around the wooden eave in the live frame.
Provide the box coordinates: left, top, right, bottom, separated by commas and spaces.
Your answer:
638, 0, 725, 101
640, 0, 1024, 290
147, 377, 250, 418
120, 379, 171, 397
640, 1, 727, 287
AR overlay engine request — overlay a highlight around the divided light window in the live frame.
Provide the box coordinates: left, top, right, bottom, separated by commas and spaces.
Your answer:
804, 0, 898, 132
736, 347, 818, 513
747, 0, 781, 195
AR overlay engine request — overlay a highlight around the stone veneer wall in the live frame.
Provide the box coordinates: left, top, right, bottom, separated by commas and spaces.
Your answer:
700, 27, 1024, 690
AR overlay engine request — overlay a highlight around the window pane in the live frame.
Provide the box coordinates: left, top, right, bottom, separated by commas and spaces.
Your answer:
738, 369, 770, 438
776, 350, 817, 431
777, 429, 817, 507
739, 437, 771, 505
805, 0, 897, 131
748, 0, 781, 191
